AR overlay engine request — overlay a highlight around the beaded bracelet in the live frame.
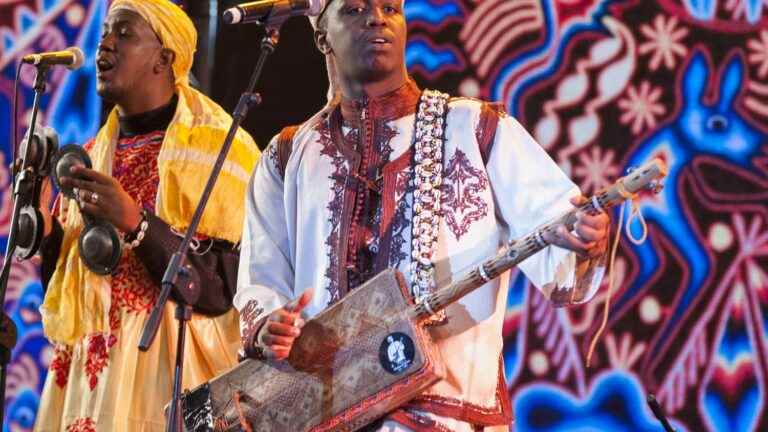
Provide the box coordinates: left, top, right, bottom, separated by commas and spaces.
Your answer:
123, 210, 149, 250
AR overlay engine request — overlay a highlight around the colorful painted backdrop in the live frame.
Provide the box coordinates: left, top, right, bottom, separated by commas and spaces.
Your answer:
1, 1, 103, 431
1, 0, 767, 431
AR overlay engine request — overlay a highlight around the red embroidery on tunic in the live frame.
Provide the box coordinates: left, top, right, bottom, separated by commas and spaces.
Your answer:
65, 417, 96, 432
50, 344, 73, 388
385, 160, 411, 268
110, 132, 163, 313
475, 102, 507, 165
407, 357, 512, 426
441, 149, 489, 240
318, 120, 347, 303
111, 253, 157, 313
394, 168, 410, 200
84, 333, 115, 391
266, 141, 280, 170
384, 409, 455, 432
240, 300, 264, 349
349, 121, 398, 283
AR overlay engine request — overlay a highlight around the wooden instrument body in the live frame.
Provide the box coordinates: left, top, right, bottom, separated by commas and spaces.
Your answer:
181, 269, 445, 431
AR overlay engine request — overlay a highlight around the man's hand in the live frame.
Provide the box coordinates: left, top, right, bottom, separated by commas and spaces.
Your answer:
258, 288, 314, 360
60, 166, 142, 232
543, 195, 610, 258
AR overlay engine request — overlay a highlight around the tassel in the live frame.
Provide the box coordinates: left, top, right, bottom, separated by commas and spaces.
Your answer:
586, 197, 648, 367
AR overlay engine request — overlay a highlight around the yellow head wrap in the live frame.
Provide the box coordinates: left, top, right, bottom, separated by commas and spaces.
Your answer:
41, 0, 260, 345
111, 0, 196, 87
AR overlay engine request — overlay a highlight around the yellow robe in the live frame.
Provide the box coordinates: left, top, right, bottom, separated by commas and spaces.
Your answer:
35, 86, 259, 431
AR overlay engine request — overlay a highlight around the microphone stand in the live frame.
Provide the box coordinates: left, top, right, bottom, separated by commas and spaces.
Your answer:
647, 394, 676, 432
0, 64, 50, 425
138, 26, 282, 432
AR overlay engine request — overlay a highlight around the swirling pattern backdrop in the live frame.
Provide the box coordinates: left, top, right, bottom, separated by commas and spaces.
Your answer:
1, 0, 767, 431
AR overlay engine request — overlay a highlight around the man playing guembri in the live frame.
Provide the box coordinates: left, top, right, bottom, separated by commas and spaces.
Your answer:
236, 0, 609, 430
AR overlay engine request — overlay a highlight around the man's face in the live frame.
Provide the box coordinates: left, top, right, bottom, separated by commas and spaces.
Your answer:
319, 0, 406, 83
96, 9, 166, 103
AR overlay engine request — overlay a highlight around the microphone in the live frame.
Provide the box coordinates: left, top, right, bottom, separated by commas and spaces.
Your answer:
22, 47, 84, 70
223, 0, 323, 25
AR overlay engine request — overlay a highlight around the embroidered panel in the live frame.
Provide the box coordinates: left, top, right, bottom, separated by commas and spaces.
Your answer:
111, 253, 157, 314
441, 149, 489, 241
65, 417, 97, 432
387, 164, 413, 270
110, 132, 163, 315
271, 125, 299, 179
318, 120, 349, 304
265, 141, 279, 173
84, 333, 116, 391
350, 121, 399, 284
239, 299, 265, 352
50, 344, 73, 389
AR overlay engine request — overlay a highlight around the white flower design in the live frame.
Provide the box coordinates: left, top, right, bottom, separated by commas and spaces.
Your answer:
732, 213, 768, 258
617, 81, 667, 135
573, 147, 619, 194
747, 30, 768, 78
605, 332, 646, 370
638, 15, 689, 71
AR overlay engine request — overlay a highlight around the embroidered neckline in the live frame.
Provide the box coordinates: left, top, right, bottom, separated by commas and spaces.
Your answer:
339, 79, 421, 125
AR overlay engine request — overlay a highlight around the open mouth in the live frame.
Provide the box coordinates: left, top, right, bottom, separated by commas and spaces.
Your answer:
96, 57, 115, 75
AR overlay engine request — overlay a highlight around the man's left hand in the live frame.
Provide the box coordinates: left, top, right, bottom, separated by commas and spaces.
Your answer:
542, 195, 610, 258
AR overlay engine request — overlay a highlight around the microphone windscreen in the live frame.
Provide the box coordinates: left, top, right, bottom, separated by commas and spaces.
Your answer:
222, 7, 240, 24
67, 47, 85, 70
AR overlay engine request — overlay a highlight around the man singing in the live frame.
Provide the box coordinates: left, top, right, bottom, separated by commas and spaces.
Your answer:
235, 0, 609, 430
34, 0, 259, 430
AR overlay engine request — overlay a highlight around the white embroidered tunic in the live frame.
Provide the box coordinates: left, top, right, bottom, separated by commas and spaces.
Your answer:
235, 81, 603, 428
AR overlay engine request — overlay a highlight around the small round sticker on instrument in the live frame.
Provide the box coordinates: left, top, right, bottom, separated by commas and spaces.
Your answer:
379, 332, 415, 375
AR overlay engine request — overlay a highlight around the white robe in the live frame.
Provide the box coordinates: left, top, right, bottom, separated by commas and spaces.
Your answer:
235, 84, 603, 428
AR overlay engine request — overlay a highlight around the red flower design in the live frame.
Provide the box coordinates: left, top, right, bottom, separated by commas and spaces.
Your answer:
84, 334, 113, 390
65, 417, 96, 432
50, 345, 73, 388
109, 131, 162, 314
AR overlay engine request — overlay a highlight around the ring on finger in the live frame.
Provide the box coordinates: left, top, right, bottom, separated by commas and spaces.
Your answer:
91, 191, 99, 203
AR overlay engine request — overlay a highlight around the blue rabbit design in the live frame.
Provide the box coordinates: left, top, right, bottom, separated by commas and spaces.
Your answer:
617, 49, 764, 359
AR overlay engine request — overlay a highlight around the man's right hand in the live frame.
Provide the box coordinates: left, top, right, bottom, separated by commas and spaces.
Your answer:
257, 288, 314, 360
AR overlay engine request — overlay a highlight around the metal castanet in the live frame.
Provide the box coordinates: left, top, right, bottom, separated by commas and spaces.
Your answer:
179, 158, 668, 432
